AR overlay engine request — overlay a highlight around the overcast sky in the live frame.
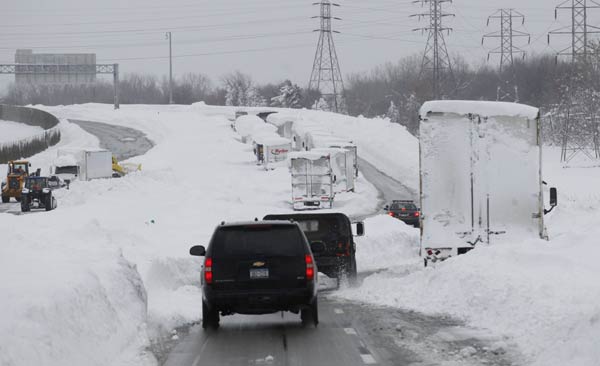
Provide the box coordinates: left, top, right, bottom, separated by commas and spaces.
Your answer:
0, 0, 593, 93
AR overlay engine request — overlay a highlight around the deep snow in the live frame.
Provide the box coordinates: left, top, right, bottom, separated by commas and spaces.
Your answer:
1, 103, 380, 366
0, 119, 44, 143
1, 102, 598, 366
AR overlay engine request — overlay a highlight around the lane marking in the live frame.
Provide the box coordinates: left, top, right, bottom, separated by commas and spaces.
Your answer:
334, 308, 344, 314
344, 328, 357, 335
360, 354, 377, 364
192, 354, 201, 366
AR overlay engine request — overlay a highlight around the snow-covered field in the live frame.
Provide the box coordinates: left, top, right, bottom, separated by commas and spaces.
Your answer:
0, 119, 44, 143
1, 103, 598, 366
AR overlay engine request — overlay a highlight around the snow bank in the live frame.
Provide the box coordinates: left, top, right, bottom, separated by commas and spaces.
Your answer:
354, 215, 420, 273
0, 119, 44, 143
0, 219, 152, 366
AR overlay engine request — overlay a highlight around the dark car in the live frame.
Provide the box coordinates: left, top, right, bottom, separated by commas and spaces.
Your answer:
189, 220, 321, 329
263, 213, 364, 283
21, 177, 57, 212
385, 200, 420, 227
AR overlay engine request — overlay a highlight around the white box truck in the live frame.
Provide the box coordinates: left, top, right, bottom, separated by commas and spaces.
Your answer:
289, 151, 335, 210
51, 148, 113, 182
418, 101, 557, 266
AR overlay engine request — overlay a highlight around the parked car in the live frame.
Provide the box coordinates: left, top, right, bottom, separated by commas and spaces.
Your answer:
263, 213, 364, 284
385, 200, 420, 227
189, 220, 321, 329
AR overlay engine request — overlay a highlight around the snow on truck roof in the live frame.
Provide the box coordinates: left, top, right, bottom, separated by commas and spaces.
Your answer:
419, 100, 539, 120
252, 134, 290, 146
289, 151, 332, 161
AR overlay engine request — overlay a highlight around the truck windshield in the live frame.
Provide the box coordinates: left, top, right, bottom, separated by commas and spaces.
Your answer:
25, 179, 47, 189
211, 226, 304, 258
55, 166, 78, 175
10, 163, 27, 174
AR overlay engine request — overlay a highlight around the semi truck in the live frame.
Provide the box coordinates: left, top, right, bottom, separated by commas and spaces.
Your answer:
50, 148, 113, 182
418, 101, 558, 266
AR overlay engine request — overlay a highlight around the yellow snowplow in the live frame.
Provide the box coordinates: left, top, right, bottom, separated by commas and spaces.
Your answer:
112, 156, 142, 177
2, 160, 31, 203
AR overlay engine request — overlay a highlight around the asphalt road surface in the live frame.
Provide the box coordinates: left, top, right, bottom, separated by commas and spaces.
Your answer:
159, 157, 516, 366
161, 289, 516, 366
68, 119, 154, 160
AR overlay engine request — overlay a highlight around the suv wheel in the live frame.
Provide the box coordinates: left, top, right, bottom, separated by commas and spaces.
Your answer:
202, 300, 219, 329
301, 298, 319, 327
348, 257, 358, 286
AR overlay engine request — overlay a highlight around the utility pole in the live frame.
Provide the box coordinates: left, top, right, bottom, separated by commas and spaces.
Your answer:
548, 0, 600, 62
482, 9, 530, 102
308, 0, 345, 113
411, 0, 454, 99
166, 31, 173, 104
548, 1, 600, 163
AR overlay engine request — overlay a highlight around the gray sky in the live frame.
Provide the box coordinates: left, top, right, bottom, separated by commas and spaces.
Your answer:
0, 0, 592, 94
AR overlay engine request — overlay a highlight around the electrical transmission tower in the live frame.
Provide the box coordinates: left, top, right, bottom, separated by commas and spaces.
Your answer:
411, 0, 454, 99
548, 0, 600, 163
482, 9, 530, 102
548, 0, 600, 62
308, 0, 344, 113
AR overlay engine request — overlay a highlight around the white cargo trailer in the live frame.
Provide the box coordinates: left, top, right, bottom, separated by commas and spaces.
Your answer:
418, 101, 557, 266
289, 151, 335, 210
311, 148, 355, 193
252, 134, 292, 169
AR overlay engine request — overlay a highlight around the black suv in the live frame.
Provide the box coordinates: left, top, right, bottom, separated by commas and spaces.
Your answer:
263, 213, 364, 283
189, 221, 321, 329
385, 200, 420, 227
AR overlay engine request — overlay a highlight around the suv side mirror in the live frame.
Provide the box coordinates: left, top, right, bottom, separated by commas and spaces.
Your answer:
310, 241, 326, 253
550, 187, 558, 207
354, 222, 365, 237
189, 245, 206, 256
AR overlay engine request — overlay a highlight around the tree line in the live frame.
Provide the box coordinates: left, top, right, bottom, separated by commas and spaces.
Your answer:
3, 51, 600, 141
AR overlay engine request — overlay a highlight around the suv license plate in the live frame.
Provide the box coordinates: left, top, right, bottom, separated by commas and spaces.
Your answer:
250, 268, 269, 279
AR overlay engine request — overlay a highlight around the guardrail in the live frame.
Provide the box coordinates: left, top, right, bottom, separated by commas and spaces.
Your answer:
0, 105, 61, 164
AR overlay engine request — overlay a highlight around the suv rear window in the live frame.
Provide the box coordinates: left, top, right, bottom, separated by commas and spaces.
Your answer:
211, 225, 305, 258
391, 202, 417, 210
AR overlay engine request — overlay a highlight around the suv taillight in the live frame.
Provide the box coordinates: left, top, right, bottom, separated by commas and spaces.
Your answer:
305, 254, 315, 281
204, 257, 213, 284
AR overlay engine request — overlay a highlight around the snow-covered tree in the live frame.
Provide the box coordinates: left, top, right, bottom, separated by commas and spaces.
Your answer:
386, 100, 400, 123
222, 71, 254, 106
312, 97, 330, 111
271, 80, 303, 108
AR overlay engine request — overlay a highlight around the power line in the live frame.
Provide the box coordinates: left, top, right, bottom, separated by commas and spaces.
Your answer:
483, 9, 530, 102
548, 0, 600, 62
308, 0, 345, 113
412, 0, 455, 99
